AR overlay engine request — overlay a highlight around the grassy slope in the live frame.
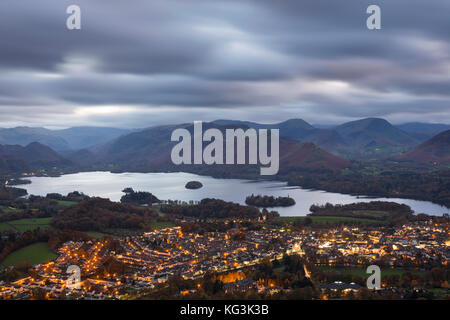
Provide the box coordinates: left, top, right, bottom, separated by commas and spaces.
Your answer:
149, 220, 175, 230
0, 205, 21, 213
0, 217, 52, 231
0, 242, 57, 268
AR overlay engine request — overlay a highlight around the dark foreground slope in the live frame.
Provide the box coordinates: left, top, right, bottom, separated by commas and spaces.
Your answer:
397, 130, 450, 163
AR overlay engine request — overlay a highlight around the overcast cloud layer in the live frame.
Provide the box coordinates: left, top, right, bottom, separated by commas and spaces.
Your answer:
0, 0, 449, 128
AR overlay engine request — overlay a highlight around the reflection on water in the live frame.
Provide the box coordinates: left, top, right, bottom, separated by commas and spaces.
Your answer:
21, 171, 449, 216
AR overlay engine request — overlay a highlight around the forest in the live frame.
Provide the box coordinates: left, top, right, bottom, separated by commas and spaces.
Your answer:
0, 186, 27, 201
309, 201, 414, 219
160, 198, 260, 219
120, 188, 160, 206
245, 194, 295, 207
285, 168, 450, 208
0, 192, 89, 222
51, 198, 158, 231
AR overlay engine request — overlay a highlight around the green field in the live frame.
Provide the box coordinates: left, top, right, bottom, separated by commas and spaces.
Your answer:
0, 242, 57, 268
0, 217, 52, 232
149, 220, 175, 230
0, 205, 21, 213
85, 231, 107, 239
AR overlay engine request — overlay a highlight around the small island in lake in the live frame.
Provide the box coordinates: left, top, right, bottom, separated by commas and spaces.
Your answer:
120, 187, 160, 206
245, 194, 296, 207
185, 181, 203, 189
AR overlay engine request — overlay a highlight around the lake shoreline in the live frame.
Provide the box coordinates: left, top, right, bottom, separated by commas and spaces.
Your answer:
17, 171, 450, 216
13, 168, 450, 211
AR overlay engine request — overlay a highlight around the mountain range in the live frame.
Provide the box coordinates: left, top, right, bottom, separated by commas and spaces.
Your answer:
0, 118, 449, 176
4, 118, 446, 159
0, 126, 132, 151
73, 122, 351, 173
214, 118, 422, 159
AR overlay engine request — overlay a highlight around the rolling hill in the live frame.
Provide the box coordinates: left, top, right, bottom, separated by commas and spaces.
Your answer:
300, 128, 349, 155
213, 118, 315, 140
332, 118, 419, 159
335, 117, 418, 146
279, 140, 350, 172
397, 130, 450, 163
53, 126, 132, 150
0, 142, 72, 174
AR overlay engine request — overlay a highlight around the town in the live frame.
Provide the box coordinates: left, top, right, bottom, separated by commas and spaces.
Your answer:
1, 218, 448, 300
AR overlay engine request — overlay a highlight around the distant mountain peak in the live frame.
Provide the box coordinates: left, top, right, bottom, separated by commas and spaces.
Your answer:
339, 117, 392, 129
278, 118, 314, 126
0, 126, 132, 151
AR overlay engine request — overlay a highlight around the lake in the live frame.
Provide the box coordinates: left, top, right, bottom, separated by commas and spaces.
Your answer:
21, 171, 449, 216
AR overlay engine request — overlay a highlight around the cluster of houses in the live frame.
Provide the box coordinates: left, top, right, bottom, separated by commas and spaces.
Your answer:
302, 221, 449, 268
0, 219, 447, 299
0, 226, 304, 299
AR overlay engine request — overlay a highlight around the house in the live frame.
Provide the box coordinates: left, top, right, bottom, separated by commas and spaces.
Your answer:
318, 281, 362, 293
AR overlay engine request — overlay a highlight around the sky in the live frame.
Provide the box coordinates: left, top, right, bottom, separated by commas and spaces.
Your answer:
0, 0, 449, 129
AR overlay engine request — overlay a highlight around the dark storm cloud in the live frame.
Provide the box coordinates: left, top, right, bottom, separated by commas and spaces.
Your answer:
0, 0, 449, 127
